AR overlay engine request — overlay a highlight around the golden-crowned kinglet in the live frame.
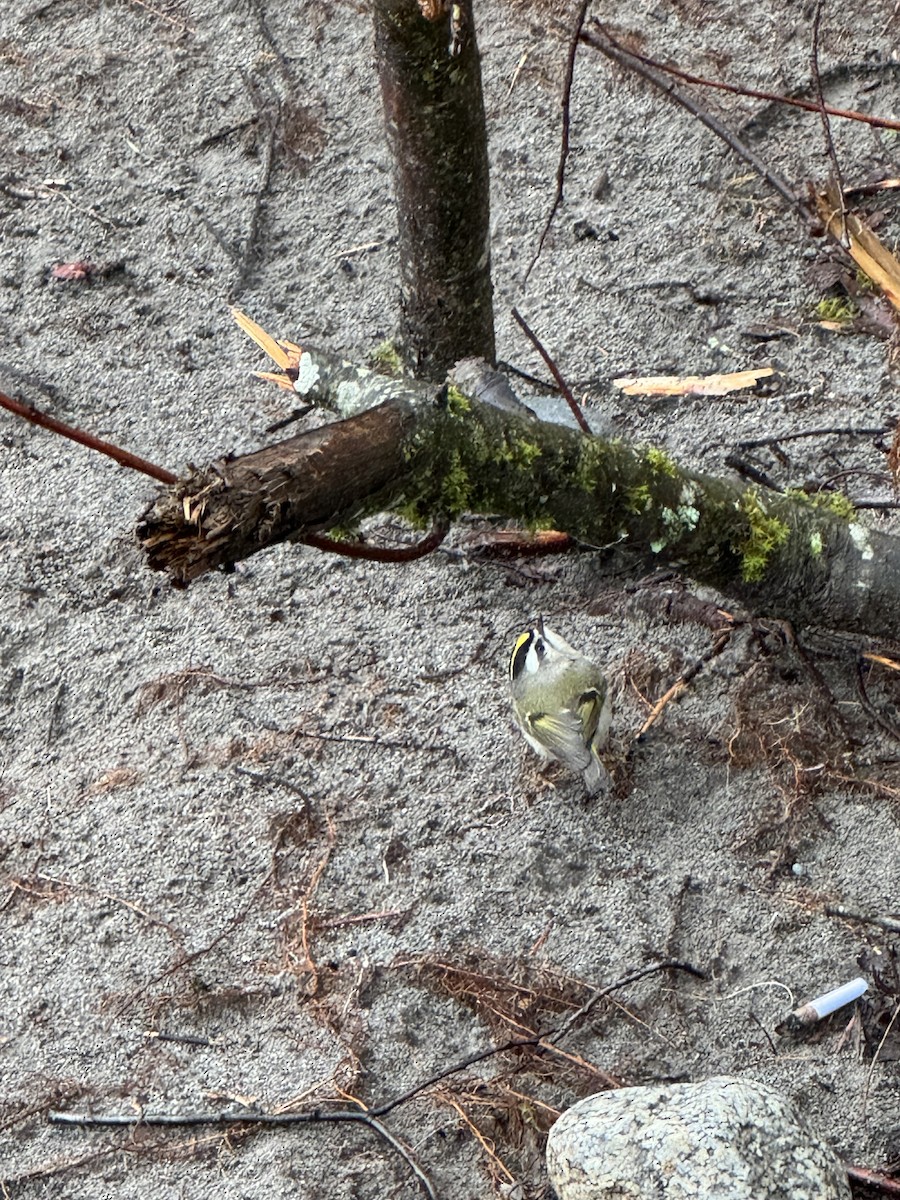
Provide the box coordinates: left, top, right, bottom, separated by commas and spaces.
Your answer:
509, 618, 612, 795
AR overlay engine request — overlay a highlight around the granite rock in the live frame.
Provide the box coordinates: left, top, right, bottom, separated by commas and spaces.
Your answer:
546, 1076, 850, 1200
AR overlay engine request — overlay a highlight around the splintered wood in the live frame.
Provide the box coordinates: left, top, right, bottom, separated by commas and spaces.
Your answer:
613, 368, 776, 397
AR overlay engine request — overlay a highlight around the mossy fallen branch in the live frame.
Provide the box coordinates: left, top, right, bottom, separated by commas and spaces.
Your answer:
136, 348, 900, 639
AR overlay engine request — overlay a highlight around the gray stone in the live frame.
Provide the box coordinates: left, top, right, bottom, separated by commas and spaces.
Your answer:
546, 1076, 850, 1200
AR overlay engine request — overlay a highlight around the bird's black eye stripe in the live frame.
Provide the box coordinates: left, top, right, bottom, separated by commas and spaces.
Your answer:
510, 631, 534, 680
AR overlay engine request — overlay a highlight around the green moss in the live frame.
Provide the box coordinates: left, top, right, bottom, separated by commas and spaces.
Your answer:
323, 522, 361, 542
445, 384, 471, 416
438, 450, 473, 515
855, 268, 875, 293
368, 340, 404, 377
573, 437, 611, 493
645, 446, 678, 477
492, 435, 541, 468
785, 488, 856, 520
809, 530, 823, 556
737, 490, 790, 582
625, 483, 653, 513
814, 296, 858, 324
527, 513, 558, 532
823, 491, 857, 520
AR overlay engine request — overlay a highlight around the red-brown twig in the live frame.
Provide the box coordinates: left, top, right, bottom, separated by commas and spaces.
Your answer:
0, 383, 446, 562
581, 23, 807, 220
303, 522, 448, 562
0, 388, 177, 484
846, 1162, 900, 1196
511, 307, 592, 434
582, 24, 900, 134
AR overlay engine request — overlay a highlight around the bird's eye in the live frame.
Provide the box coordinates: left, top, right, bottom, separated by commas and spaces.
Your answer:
535, 638, 545, 659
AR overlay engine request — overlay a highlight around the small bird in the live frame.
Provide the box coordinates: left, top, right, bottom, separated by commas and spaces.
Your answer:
509, 618, 612, 796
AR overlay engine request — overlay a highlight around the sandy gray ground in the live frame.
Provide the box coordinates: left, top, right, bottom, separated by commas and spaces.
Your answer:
2, 1, 900, 1196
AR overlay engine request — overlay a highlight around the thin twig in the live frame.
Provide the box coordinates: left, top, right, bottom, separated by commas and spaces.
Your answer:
303, 522, 448, 562
723, 454, 784, 493
810, 1, 847, 247
525, 0, 591, 281
855, 657, 900, 746
511, 307, 592, 434
109, 865, 275, 1016
0, 389, 177, 484
637, 629, 732, 739
846, 1163, 900, 1196
581, 23, 809, 220
48, 1109, 436, 1200
578, 34, 900, 134
44, 955, 705, 1152
825, 904, 900, 935
548, 959, 706, 1043
364, 1114, 438, 1200
734, 425, 890, 450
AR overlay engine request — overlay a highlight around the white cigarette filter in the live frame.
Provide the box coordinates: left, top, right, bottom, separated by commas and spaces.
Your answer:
781, 976, 869, 1032
806, 977, 868, 1019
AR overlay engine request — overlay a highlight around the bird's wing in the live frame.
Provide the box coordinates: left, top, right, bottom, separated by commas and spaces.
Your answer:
526, 707, 592, 770
578, 686, 610, 746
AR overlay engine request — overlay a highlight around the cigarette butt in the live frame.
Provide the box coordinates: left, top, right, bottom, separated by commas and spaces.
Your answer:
778, 977, 868, 1034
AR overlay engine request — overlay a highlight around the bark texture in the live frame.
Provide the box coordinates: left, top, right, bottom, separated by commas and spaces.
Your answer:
373, 0, 495, 379
137, 348, 900, 642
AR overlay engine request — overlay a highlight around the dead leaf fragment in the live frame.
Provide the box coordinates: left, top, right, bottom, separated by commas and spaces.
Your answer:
613, 367, 776, 397
815, 182, 900, 314
51, 260, 96, 282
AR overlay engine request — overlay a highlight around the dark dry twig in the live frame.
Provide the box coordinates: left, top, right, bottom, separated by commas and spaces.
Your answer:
581, 22, 809, 220
810, 1, 847, 246
54, 960, 703, 1129
47, 1110, 436, 1200
511, 307, 592, 434
825, 904, 900, 935
44, 960, 704, 1195
525, 0, 591, 280
723, 454, 783, 493
855, 657, 900, 746
748, 1011, 778, 1056
577, 34, 900, 133
0, 389, 177, 484
734, 426, 890, 450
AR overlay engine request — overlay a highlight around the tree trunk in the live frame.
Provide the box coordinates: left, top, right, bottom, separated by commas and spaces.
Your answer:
372, 0, 495, 379
136, 350, 900, 641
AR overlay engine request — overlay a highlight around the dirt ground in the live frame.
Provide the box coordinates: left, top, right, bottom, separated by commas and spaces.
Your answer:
3, 1, 900, 1197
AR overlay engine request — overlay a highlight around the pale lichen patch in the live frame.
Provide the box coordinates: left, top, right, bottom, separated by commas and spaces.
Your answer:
335, 379, 368, 416
848, 522, 874, 561
294, 352, 322, 396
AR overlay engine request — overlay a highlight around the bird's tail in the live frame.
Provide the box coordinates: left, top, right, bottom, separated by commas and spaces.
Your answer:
583, 747, 611, 797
